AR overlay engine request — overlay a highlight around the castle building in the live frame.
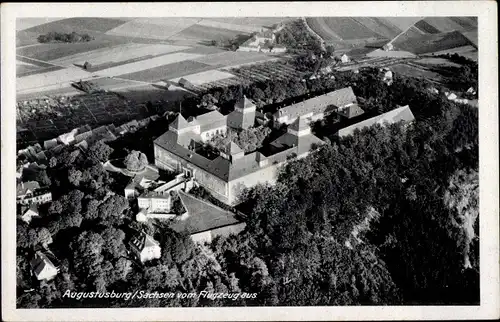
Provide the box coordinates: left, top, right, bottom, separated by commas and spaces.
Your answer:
154, 111, 324, 205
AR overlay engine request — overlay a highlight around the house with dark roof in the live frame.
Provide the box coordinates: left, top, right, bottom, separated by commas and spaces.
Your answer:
338, 105, 415, 137
16, 181, 52, 205
154, 112, 324, 205
273, 87, 358, 127
128, 232, 161, 263
30, 250, 59, 281
170, 191, 246, 243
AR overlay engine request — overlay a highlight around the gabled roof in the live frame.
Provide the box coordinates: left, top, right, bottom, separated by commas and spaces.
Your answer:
17, 181, 41, 196
273, 87, 356, 120
225, 141, 243, 155
30, 251, 58, 278
338, 105, 415, 137
326, 86, 357, 108
170, 114, 189, 130
171, 191, 242, 235
129, 232, 160, 252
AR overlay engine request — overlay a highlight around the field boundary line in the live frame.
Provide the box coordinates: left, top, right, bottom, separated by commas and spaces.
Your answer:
301, 17, 326, 51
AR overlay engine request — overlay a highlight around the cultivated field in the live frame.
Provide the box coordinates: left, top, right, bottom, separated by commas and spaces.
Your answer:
204, 17, 290, 28
170, 24, 248, 42
413, 57, 462, 68
50, 43, 190, 66
117, 60, 214, 83
379, 17, 422, 31
17, 67, 93, 92
366, 49, 417, 58
106, 18, 201, 40
193, 51, 277, 67
196, 19, 265, 33
96, 52, 205, 77
393, 30, 473, 55
390, 63, 444, 82
169, 70, 235, 85
426, 45, 478, 61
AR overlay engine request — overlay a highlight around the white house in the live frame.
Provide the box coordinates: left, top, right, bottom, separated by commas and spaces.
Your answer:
137, 191, 172, 213
30, 251, 59, 281
128, 232, 161, 263
21, 204, 39, 223
340, 54, 350, 63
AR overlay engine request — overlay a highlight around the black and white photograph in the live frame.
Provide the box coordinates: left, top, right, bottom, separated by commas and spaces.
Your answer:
1, 2, 498, 321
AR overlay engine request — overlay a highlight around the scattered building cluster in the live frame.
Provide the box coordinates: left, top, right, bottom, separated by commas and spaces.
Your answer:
237, 29, 287, 53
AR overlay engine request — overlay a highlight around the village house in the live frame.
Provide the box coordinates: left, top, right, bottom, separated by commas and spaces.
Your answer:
169, 191, 246, 244
30, 250, 60, 281
128, 232, 161, 263
273, 87, 358, 127
338, 105, 415, 137
16, 181, 52, 205
21, 204, 39, 223
154, 111, 324, 205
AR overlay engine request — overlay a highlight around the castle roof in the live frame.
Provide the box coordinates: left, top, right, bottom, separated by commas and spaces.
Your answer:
235, 95, 255, 110
170, 191, 242, 235
274, 87, 357, 120
338, 105, 415, 137
170, 114, 189, 130
225, 141, 243, 155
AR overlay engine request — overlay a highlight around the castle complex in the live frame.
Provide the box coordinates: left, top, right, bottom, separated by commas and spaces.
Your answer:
154, 96, 324, 205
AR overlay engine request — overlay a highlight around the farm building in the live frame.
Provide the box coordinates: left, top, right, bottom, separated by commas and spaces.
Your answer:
128, 232, 161, 263
154, 112, 324, 205
169, 191, 246, 244
338, 105, 415, 137
30, 250, 60, 281
273, 87, 358, 126
237, 29, 286, 53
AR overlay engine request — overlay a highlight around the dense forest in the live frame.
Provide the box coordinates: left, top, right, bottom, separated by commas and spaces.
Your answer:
17, 57, 479, 307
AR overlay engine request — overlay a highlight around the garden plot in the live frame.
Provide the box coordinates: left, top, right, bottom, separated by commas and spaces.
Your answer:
96, 52, 205, 78
169, 69, 235, 85
50, 43, 191, 66
106, 18, 200, 40
17, 67, 93, 92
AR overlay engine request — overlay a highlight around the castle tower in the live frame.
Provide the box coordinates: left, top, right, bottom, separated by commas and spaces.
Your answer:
228, 95, 256, 130
287, 115, 311, 137
221, 141, 244, 162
